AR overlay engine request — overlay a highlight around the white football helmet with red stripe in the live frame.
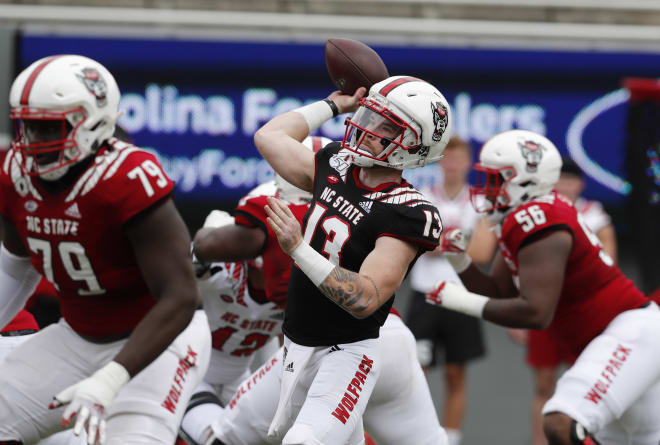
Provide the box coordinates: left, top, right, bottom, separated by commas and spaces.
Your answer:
9, 55, 121, 180
341, 75, 452, 170
470, 130, 562, 223
274, 135, 332, 204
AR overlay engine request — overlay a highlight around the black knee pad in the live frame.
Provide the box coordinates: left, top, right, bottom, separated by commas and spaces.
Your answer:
570, 421, 601, 445
185, 390, 223, 414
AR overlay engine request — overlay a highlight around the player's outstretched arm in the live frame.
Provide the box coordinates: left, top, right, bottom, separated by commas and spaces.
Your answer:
253, 88, 365, 193
427, 230, 572, 329
116, 198, 201, 375
193, 225, 265, 263
265, 197, 415, 318
0, 215, 42, 329
482, 230, 571, 328
459, 252, 518, 300
439, 227, 514, 300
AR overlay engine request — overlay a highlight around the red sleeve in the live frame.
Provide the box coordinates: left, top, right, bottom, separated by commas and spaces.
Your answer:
234, 195, 269, 232
99, 150, 174, 224
500, 198, 573, 256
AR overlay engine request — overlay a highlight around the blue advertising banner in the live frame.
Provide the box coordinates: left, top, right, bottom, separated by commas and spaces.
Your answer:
18, 33, 660, 204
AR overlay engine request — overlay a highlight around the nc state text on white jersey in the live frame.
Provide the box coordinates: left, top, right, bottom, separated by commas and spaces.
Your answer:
319, 187, 365, 226
26, 216, 79, 236
220, 311, 279, 332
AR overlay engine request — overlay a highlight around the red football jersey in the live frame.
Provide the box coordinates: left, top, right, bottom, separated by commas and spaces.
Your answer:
234, 183, 309, 306
498, 192, 646, 356
0, 138, 174, 337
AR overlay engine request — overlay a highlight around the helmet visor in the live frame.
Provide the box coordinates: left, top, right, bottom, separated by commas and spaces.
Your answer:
342, 98, 419, 163
10, 107, 84, 176
469, 164, 515, 214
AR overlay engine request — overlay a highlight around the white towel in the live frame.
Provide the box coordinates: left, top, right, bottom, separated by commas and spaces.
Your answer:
267, 342, 315, 441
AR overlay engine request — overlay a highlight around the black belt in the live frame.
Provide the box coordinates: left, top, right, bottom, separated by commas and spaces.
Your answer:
0, 329, 38, 337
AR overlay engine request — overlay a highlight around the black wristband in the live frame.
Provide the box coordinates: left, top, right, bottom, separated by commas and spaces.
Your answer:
323, 99, 340, 117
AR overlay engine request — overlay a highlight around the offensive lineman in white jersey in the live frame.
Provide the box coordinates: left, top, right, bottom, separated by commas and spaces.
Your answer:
179, 206, 284, 445
179, 139, 322, 445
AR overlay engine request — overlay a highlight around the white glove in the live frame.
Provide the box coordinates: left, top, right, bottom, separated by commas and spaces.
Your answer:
50, 361, 130, 445
203, 210, 235, 229
440, 227, 472, 273
425, 280, 488, 318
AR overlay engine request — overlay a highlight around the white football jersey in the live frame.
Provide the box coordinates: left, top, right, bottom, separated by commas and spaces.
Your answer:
575, 198, 611, 233
197, 261, 284, 387
410, 185, 481, 292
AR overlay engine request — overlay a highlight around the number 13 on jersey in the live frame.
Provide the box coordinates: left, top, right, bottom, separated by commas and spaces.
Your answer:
422, 210, 442, 239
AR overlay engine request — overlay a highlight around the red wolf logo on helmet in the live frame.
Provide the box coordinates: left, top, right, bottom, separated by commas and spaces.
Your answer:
76, 67, 108, 107
431, 101, 449, 142
518, 138, 546, 172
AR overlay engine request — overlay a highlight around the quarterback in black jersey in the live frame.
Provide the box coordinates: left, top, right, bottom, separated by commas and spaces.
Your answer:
255, 76, 453, 445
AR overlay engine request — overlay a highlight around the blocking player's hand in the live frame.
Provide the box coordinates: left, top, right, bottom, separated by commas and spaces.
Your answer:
328, 87, 367, 114
439, 227, 472, 273
425, 280, 488, 318
49, 361, 130, 445
425, 280, 448, 307
425, 280, 467, 307
440, 227, 467, 253
265, 196, 303, 255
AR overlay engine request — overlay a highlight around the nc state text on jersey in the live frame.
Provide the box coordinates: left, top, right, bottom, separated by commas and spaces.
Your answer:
220, 311, 279, 332
26, 216, 79, 236
319, 187, 365, 226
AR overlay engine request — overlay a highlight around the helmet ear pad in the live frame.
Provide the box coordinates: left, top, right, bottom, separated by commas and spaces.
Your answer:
8, 55, 122, 179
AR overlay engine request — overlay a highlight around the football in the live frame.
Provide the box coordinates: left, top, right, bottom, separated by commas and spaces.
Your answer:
325, 38, 390, 95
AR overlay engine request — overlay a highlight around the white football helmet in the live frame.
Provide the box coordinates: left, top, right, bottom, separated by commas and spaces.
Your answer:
9, 54, 121, 180
470, 130, 562, 223
341, 75, 451, 170
274, 135, 331, 204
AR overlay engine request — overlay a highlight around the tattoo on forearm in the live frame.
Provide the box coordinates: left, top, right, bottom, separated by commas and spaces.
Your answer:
319, 267, 380, 317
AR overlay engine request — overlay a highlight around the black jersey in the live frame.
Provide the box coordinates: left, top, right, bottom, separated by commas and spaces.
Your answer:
283, 142, 442, 346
